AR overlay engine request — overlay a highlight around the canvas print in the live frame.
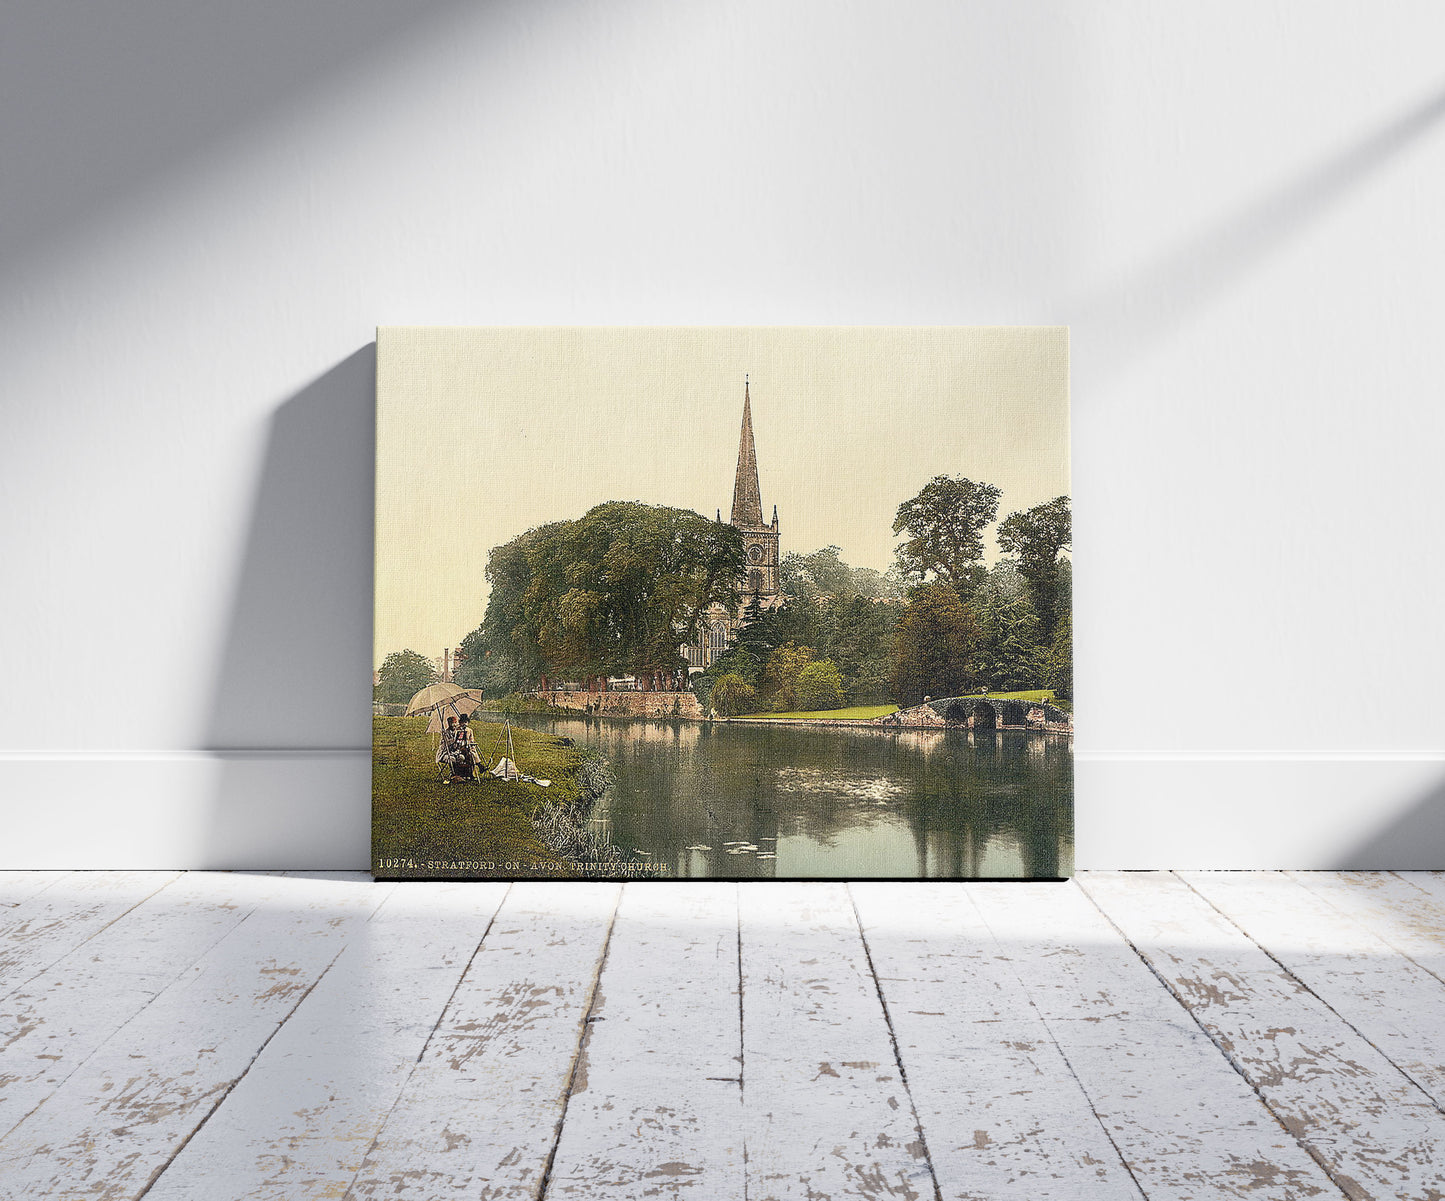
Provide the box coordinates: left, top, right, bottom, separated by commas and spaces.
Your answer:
373, 327, 1071, 880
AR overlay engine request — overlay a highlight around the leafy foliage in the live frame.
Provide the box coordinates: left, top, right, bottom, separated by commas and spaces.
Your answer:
1043, 609, 1073, 700
782, 546, 903, 604
760, 641, 815, 712
972, 567, 1046, 692
997, 496, 1072, 639
709, 672, 758, 717
848, 565, 904, 600
463, 504, 745, 686
886, 481, 1071, 703
795, 660, 846, 710
449, 481, 1069, 715
893, 475, 1002, 593
824, 595, 899, 704
781, 545, 842, 597
374, 649, 438, 705
698, 546, 902, 709
890, 584, 978, 706
453, 631, 527, 697
454, 523, 560, 693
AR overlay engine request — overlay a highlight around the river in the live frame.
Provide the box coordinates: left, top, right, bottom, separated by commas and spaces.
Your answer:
487, 712, 1073, 879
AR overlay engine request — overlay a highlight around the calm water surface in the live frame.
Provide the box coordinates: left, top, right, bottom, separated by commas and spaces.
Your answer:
488, 712, 1072, 879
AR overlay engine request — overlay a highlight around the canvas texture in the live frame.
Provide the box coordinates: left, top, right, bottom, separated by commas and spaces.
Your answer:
373, 327, 1072, 880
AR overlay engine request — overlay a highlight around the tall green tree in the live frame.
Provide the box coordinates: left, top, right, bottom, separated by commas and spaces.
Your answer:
452, 630, 528, 697
453, 522, 560, 694
997, 496, 1071, 639
824, 595, 899, 704
972, 568, 1046, 691
475, 503, 745, 684
890, 584, 978, 706
374, 649, 437, 705
893, 475, 1002, 594
469, 523, 563, 685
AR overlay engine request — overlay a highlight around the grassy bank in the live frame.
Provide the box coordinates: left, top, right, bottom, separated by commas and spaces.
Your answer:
731, 704, 900, 721
372, 716, 630, 878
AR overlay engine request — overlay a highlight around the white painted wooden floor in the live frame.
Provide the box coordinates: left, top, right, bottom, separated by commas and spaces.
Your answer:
2, 873, 1445, 1199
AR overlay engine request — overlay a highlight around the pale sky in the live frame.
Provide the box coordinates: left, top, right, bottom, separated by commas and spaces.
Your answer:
375, 326, 1069, 667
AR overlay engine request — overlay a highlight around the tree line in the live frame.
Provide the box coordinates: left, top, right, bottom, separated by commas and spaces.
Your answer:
452, 501, 745, 696
376, 477, 1071, 715
700, 480, 1071, 715
892, 480, 1071, 706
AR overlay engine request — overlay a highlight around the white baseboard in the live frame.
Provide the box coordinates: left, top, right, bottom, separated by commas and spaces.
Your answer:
1, 752, 1441, 870
0, 752, 370, 870
1076, 753, 1445, 869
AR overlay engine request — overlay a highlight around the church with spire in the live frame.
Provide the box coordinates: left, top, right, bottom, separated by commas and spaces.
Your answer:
686, 378, 782, 670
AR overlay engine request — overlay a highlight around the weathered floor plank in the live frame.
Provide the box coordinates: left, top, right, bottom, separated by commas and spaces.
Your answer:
851, 882, 1143, 1200
0, 873, 389, 1199
1184, 870, 1445, 1113
345, 882, 621, 1200
1395, 872, 1445, 912
1084, 871, 1445, 1199
544, 882, 744, 1198
0, 871, 292, 1140
0, 871, 182, 1000
0, 871, 68, 909
975, 881, 1341, 1200
9, 871, 1445, 1201
1289, 872, 1445, 983
143, 881, 509, 1201
739, 882, 936, 1201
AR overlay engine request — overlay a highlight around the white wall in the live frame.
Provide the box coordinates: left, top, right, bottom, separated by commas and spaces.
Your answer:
3, 0, 1443, 869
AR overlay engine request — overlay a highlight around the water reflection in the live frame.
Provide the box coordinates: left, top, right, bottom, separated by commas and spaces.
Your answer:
487, 713, 1072, 880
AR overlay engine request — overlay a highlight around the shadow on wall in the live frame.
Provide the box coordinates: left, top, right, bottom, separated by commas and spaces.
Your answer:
1074, 82, 1445, 382
1337, 772, 1445, 871
202, 346, 376, 869
0, 0, 473, 279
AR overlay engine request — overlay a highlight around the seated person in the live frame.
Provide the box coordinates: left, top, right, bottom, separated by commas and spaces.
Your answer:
437, 715, 471, 784
457, 714, 483, 781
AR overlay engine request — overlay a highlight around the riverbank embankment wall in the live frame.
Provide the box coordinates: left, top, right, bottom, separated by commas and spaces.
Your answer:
540, 689, 705, 720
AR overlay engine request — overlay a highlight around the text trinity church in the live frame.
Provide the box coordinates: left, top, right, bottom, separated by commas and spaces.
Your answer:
686, 380, 782, 670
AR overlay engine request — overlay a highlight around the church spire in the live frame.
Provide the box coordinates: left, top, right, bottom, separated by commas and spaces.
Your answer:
730, 377, 763, 528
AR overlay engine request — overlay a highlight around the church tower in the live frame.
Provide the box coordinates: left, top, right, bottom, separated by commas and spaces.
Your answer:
729, 378, 781, 614
685, 378, 785, 671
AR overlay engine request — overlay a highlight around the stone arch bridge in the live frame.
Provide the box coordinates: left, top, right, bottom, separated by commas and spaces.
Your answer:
875, 695, 1072, 732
